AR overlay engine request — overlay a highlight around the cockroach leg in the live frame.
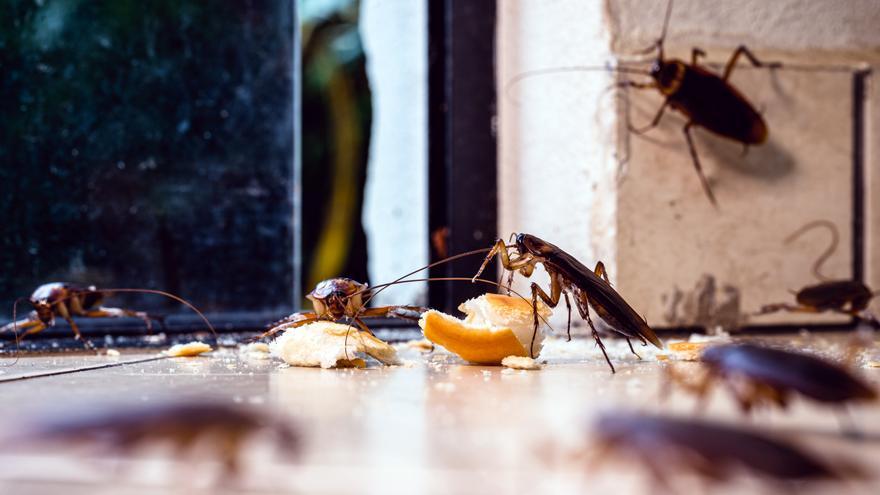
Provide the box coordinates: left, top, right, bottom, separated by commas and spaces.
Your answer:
754, 303, 818, 315
722, 45, 781, 81
529, 280, 561, 358
11, 319, 47, 342
682, 122, 718, 207
626, 339, 642, 360
691, 47, 706, 65
593, 261, 611, 285
663, 364, 713, 409
257, 313, 321, 341
581, 292, 615, 373
60, 314, 96, 351
83, 307, 155, 332
563, 291, 573, 341
359, 305, 429, 322
529, 277, 571, 358
616, 75, 664, 134
618, 80, 656, 91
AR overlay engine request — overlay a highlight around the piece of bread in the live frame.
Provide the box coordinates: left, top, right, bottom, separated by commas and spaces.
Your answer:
419, 293, 551, 365
270, 321, 399, 368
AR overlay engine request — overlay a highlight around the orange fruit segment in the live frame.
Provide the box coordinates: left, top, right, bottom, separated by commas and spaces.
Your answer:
420, 310, 528, 365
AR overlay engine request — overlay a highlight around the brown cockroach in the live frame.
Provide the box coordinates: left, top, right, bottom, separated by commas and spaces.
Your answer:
665, 343, 876, 414
0, 283, 216, 350
257, 247, 502, 340
618, 0, 781, 207
591, 411, 843, 488
754, 220, 877, 322
257, 277, 430, 340
472, 233, 663, 372
259, 272, 549, 342
10, 401, 300, 480
508, 0, 780, 207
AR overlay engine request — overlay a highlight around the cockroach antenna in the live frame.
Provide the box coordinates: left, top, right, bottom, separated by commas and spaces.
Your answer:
784, 220, 839, 282
0, 297, 29, 367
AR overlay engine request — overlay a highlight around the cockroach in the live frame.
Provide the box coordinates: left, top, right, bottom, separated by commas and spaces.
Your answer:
508, 0, 781, 206
618, 0, 782, 206
257, 277, 430, 340
0, 283, 216, 350
472, 233, 663, 372
259, 272, 547, 342
591, 411, 842, 488
665, 343, 876, 414
8, 401, 300, 480
754, 220, 877, 322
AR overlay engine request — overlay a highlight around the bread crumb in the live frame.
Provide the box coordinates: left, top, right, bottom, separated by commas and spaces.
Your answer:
665, 341, 710, 361
270, 321, 399, 368
105, 349, 121, 357
406, 338, 435, 351
501, 355, 541, 370
865, 361, 880, 368
163, 341, 213, 357
239, 342, 271, 359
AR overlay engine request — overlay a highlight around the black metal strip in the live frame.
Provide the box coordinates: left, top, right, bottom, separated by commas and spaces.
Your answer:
852, 70, 869, 283
428, 0, 498, 313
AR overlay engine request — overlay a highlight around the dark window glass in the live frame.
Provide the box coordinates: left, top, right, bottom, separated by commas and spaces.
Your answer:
0, 1, 296, 317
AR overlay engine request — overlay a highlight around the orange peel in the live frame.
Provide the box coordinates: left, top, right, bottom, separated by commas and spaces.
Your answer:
419, 293, 551, 365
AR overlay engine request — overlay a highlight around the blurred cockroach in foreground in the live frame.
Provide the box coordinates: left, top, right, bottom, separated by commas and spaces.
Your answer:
473, 233, 663, 372
6, 401, 300, 481
0, 283, 216, 350
754, 220, 878, 323
591, 411, 845, 489
665, 343, 876, 414
508, 0, 781, 207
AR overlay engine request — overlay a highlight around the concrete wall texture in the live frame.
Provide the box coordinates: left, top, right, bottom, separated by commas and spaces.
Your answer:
499, 0, 880, 331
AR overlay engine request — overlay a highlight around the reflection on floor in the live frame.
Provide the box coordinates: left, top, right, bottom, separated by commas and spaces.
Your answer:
0, 332, 877, 494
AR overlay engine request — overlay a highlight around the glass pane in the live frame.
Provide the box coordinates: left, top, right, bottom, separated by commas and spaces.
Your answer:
0, 1, 296, 318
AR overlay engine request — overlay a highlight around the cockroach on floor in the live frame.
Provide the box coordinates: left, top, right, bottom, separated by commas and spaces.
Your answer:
472, 233, 663, 373
0, 283, 215, 350
257, 277, 430, 340
754, 220, 877, 323
508, 0, 781, 207
8, 401, 300, 481
665, 343, 876, 414
591, 411, 844, 489
258, 268, 546, 342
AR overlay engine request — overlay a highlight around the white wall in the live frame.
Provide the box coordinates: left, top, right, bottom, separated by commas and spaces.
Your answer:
498, 1, 617, 330
499, 0, 880, 330
360, 0, 428, 306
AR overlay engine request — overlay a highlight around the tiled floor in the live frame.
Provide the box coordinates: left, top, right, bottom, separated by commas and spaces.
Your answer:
0, 332, 877, 494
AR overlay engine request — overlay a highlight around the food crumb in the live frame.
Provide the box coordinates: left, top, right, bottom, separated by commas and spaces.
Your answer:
163, 341, 213, 357
105, 349, 121, 357
864, 361, 880, 368
665, 341, 710, 361
239, 342, 271, 359
501, 355, 541, 370
406, 339, 435, 351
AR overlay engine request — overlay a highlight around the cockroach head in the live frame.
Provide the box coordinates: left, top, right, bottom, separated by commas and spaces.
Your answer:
649, 59, 678, 87
514, 233, 553, 258
31, 299, 55, 325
